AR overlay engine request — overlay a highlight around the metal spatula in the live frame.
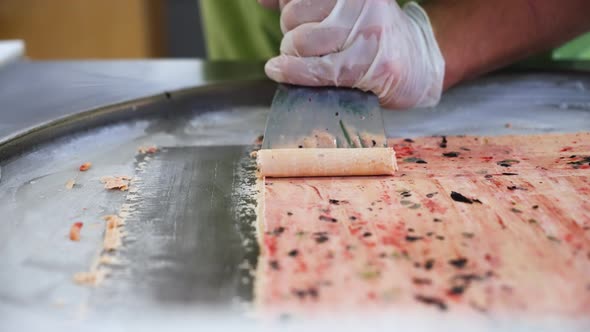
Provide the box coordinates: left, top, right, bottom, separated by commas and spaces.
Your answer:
262, 84, 386, 149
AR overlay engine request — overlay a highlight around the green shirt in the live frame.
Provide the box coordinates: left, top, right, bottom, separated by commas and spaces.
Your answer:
200, 0, 590, 61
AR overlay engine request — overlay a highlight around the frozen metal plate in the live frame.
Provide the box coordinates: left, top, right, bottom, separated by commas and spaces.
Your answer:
88, 146, 259, 311
1, 71, 590, 331
385, 72, 590, 137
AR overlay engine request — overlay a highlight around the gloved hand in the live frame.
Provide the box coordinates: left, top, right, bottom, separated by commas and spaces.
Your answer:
264, 0, 445, 109
258, 0, 282, 10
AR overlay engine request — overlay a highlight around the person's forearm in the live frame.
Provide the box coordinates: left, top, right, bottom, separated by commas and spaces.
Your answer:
423, 0, 590, 90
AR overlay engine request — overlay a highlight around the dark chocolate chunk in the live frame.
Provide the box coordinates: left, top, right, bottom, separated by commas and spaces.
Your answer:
497, 159, 520, 167
408, 203, 422, 209
319, 215, 338, 223
507, 186, 527, 191
452, 273, 485, 283
287, 212, 293, 216
288, 249, 299, 257
439, 136, 448, 149
272, 227, 286, 236
424, 259, 435, 270
349, 216, 357, 221
450, 191, 482, 204
448, 285, 466, 295
412, 277, 432, 285
414, 294, 447, 311
313, 232, 329, 244
363, 232, 372, 237
443, 152, 460, 158
293, 289, 307, 299
269, 260, 280, 270
308, 287, 319, 299
433, 218, 442, 222
502, 172, 518, 176
532, 205, 539, 209
315, 235, 329, 243
404, 138, 415, 143
404, 157, 428, 164
566, 156, 590, 168
405, 235, 423, 242
449, 258, 468, 269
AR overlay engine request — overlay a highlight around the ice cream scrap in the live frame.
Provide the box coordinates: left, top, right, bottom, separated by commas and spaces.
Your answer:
103, 215, 124, 251
100, 176, 131, 191
73, 270, 108, 286
138, 146, 159, 155
79, 162, 92, 172
73, 215, 126, 286
65, 179, 76, 190
74, 149, 149, 287
98, 255, 119, 265
69, 222, 83, 241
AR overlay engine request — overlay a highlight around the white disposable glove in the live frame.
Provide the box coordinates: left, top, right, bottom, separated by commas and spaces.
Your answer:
264, 0, 445, 109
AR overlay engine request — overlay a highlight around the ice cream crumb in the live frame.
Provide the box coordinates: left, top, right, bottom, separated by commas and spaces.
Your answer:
69, 222, 83, 241
100, 176, 131, 191
65, 179, 76, 190
73, 270, 107, 286
138, 146, 159, 154
79, 162, 92, 172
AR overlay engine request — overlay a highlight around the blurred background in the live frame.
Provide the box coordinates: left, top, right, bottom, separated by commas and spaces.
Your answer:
0, 0, 206, 59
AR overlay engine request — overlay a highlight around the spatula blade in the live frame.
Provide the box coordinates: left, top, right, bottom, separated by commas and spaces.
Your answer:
262, 84, 386, 149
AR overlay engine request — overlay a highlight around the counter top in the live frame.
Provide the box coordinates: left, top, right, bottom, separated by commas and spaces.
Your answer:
0, 60, 266, 143
2, 59, 590, 149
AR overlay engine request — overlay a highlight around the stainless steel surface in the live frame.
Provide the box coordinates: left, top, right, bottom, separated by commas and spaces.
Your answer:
263, 85, 386, 148
93, 146, 258, 307
384, 72, 590, 137
0, 84, 269, 328
0, 61, 590, 331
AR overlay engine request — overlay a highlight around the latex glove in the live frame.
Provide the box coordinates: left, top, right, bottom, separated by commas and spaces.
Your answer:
258, 0, 288, 10
265, 0, 445, 109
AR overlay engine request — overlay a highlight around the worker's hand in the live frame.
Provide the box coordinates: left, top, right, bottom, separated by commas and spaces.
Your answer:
265, 0, 445, 109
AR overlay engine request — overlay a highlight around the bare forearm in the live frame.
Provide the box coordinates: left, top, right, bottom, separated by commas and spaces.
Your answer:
423, 0, 590, 90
